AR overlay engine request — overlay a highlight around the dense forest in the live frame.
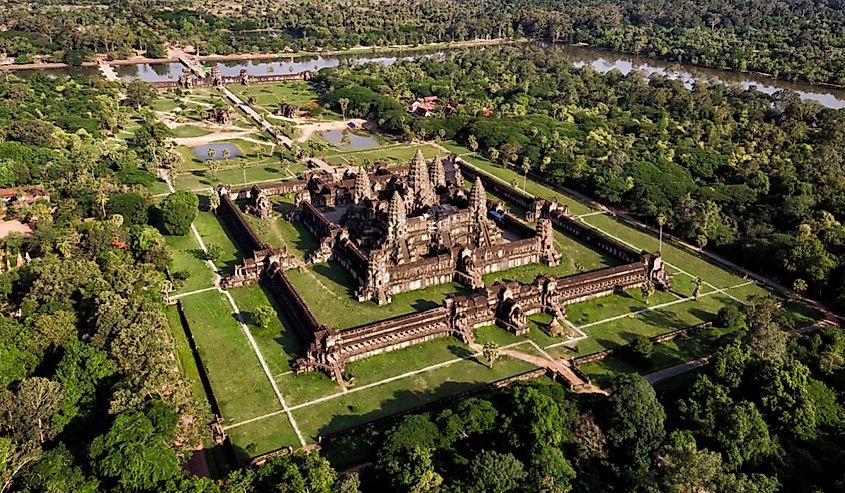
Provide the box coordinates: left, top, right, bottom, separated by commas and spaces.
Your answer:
2, 0, 845, 84
316, 45, 845, 314
343, 296, 845, 492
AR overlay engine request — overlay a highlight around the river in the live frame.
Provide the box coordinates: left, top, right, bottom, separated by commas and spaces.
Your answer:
10, 44, 845, 109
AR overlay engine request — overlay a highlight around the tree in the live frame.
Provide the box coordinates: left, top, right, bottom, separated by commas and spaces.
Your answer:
253, 305, 276, 329
203, 244, 223, 263
629, 335, 653, 364
88, 409, 181, 491
521, 157, 531, 189
482, 341, 499, 368
124, 80, 156, 110
606, 374, 666, 477
107, 192, 151, 227
0, 377, 63, 445
338, 97, 350, 119
692, 277, 703, 300
717, 305, 744, 328
466, 451, 526, 493
572, 412, 607, 462
656, 432, 725, 493
528, 445, 576, 493
714, 401, 773, 470
640, 281, 655, 304
158, 191, 198, 235
221, 148, 231, 162
507, 385, 570, 449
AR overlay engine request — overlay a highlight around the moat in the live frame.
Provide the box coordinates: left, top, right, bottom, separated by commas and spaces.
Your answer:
11, 44, 845, 108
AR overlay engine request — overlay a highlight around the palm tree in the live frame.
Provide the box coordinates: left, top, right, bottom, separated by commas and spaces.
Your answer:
693, 277, 703, 300
641, 281, 655, 304
222, 148, 231, 163
338, 97, 350, 120
207, 147, 216, 161
482, 342, 500, 368
209, 192, 220, 213
521, 157, 531, 190
239, 159, 248, 185
657, 213, 667, 253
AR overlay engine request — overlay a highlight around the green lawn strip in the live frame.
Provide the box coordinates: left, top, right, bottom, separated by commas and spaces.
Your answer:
474, 316, 578, 360
345, 337, 475, 387
147, 178, 172, 196
291, 351, 539, 440
228, 81, 319, 110
164, 305, 210, 427
319, 143, 440, 166
445, 143, 593, 215
176, 162, 292, 190
243, 210, 319, 259
275, 371, 343, 408
579, 213, 745, 289
285, 261, 470, 329
565, 289, 680, 328
164, 232, 216, 294
226, 414, 301, 458
192, 211, 243, 274
227, 284, 305, 374
180, 291, 281, 423
172, 125, 212, 138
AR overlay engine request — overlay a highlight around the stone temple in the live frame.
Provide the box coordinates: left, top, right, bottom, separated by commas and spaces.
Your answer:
293, 150, 560, 305
214, 152, 671, 382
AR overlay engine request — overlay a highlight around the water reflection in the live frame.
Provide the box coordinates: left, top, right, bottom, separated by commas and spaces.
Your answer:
547, 44, 845, 109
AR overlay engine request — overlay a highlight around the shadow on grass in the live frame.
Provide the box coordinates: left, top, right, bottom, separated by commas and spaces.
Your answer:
317, 381, 480, 438
447, 344, 476, 360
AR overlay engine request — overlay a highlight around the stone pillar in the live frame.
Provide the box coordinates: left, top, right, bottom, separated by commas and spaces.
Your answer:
537, 218, 561, 266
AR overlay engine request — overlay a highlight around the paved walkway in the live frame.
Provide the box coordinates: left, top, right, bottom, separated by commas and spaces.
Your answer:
98, 62, 118, 81
219, 86, 293, 148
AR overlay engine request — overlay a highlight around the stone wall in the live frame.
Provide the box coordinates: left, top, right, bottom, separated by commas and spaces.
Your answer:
217, 193, 269, 256
151, 70, 312, 89
548, 209, 640, 263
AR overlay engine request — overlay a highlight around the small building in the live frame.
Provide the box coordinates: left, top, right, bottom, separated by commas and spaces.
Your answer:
0, 185, 50, 206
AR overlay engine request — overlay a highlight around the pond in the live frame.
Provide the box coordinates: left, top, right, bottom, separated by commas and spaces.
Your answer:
192, 143, 242, 161
317, 129, 381, 149
114, 62, 186, 82
545, 43, 845, 109
204, 50, 443, 77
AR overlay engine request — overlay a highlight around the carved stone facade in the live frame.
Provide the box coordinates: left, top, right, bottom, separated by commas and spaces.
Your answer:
208, 106, 232, 125
290, 152, 556, 305
211, 155, 672, 382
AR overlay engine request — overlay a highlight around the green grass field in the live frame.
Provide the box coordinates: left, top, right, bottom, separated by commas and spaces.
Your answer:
179, 291, 281, 424
320, 143, 440, 166
164, 232, 217, 294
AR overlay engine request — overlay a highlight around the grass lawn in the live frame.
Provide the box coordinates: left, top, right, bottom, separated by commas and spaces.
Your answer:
227, 415, 301, 458
164, 232, 217, 294
192, 211, 243, 275
172, 125, 212, 138
320, 143, 440, 167
290, 346, 539, 440
286, 261, 470, 329
229, 81, 319, 110
243, 203, 320, 259
164, 305, 210, 424
179, 291, 281, 423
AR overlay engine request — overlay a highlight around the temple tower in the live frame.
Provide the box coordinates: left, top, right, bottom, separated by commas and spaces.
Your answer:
469, 176, 487, 223
429, 156, 446, 189
408, 150, 436, 209
387, 191, 407, 241
352, 168, 372, 205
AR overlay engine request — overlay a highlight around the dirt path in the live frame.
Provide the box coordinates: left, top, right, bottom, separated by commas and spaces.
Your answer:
296, 119, 368, 142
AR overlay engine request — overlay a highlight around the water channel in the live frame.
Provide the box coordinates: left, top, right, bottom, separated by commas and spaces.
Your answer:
10, 44, 845, 109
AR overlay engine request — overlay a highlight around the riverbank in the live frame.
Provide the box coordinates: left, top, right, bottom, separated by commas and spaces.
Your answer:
1, 38, 524, 72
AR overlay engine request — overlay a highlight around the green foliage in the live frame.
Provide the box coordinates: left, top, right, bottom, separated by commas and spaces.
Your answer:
628, 335, 653, 364
466, 451, 526, 493
124, 80, 157, 109
88, 409, 181, 490
158, 191, 198, 236
507, 385, 570, 449
717, 305, 744, 329
606, 374, 666, 476
107, 192, 151, 227
252, 304, 276, 330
